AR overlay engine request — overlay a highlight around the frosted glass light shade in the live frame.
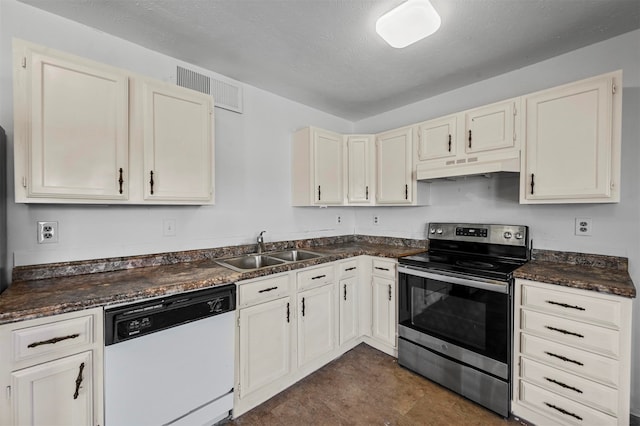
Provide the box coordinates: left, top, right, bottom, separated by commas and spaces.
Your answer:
376, 0, 441, 48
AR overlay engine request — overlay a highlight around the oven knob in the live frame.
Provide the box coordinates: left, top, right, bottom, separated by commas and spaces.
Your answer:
515, 232, 523, 239
436, 228, 443, 234
503, 231, 512, 239
430, 227, 436, 234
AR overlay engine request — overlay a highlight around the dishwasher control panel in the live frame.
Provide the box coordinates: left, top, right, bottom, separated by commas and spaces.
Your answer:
104, 284, 236, 345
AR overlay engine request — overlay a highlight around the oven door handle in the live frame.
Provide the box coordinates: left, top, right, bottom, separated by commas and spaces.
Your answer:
398, 266, 508, 294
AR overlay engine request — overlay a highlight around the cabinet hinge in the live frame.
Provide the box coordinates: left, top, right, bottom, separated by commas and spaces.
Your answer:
22, 176, 27, 188
612, 83, 617, 94
21, 57, 27, 68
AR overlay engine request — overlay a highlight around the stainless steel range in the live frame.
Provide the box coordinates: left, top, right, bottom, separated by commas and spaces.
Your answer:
397, 223, 529, 417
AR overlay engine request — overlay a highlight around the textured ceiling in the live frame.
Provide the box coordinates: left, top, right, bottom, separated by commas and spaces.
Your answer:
18, 0, 640, 120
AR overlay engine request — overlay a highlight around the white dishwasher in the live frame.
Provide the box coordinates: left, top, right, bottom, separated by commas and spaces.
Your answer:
104, 284, 236, 426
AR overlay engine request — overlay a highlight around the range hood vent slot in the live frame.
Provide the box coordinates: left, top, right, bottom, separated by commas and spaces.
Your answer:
176, 66, 243, 114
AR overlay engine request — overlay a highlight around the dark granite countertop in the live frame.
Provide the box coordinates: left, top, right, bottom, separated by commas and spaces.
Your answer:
0, 236, 427, 325
514, 249, 636, 298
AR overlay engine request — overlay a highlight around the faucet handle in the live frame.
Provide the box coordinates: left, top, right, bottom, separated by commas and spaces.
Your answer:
257, 230, 266, 242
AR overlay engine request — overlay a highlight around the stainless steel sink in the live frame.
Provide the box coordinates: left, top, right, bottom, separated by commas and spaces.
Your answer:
215, 249, 325, 272
218, 254, 286, 271
268, 249, 323, 262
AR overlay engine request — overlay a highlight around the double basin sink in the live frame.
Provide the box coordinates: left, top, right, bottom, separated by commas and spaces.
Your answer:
216, 249, 325, 273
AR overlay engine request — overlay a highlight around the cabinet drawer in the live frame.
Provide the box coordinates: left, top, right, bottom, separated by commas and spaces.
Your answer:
520, 333, 619, 387
519, 381, 616, 426
12, 315, 94, 364
520, 282, 621, 329
338, 260, 358, 279
372, 259, 395, 278
297, 265, 334, 292
521, 309, 619, 358
238, 274, 291, 308
520, 357, 618, 416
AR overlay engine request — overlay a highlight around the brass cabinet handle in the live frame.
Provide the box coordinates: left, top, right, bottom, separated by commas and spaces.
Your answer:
118, 168, 124, 194
150, 171, 155, 195
73, 362, 85, 400
28, 333, 80, 348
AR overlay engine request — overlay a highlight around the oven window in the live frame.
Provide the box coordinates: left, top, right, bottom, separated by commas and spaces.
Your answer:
400, 273, 509, 363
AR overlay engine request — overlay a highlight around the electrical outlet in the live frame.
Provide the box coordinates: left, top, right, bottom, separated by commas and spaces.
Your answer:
373, 215, 380, 225
336, 215, 342, 225
37, 221, 58, 244
575, 217, 592, 236
163, 219, 176, 236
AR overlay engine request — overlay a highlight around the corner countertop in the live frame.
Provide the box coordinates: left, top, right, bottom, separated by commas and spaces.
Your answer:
0, 237, 426, 325
514, 249, 636, 298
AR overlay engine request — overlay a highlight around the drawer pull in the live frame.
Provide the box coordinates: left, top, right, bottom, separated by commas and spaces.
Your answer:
27, 333, 80, 348
544, 402, 583, 421
258, 286, 278, 293
544, 377, 583, 394
311, 274, 326, 280
544, 351, 583, 366
73, 362, 85, 400
375, 267, 390, 271
546, 300, 585, 311
545, 325, 584, 338
345, 267, 357, 271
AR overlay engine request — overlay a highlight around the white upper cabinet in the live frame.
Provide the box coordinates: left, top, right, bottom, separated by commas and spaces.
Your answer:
416, 114, 457, 161
465, 99, 517, 155
14, 42, 129, 202
376, 126, 413, 204
13, 39, 215, 205
520, 71, 621, 203
292, 127, 343, 206
142, 80, 213, 202
345, 135, 374, 205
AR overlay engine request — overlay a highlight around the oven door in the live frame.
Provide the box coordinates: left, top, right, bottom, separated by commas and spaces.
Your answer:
398, 265, 511, 377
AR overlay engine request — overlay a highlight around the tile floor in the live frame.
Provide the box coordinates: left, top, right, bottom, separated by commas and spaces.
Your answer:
229, 344, 522, 425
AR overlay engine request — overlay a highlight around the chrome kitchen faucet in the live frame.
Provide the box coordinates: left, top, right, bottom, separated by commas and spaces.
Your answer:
257, 231, 266, 253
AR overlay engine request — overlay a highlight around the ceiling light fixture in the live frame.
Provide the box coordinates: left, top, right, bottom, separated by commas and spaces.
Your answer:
376, 0, 441, 48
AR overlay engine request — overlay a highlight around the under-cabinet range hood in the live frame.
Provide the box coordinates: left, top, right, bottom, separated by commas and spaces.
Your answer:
415, 154, 520, 181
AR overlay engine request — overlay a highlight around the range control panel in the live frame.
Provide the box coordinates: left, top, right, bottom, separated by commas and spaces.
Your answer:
428, 223, 528, 247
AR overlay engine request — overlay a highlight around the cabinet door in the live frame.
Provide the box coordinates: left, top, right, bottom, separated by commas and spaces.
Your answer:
371, 276, 396, 347
12, 351, 93, 426
339, 278, 358, 346
465, 99, 516, 154
298, 285, 336, 367
143, 81, 213, 202
416, 114, 457, 161
522, 75, 615, 202
346, 135, 373, 204
26, 51, 128, 200
312, 128, 343, 205
376, 127, 412, 204
238, 297, 292, 398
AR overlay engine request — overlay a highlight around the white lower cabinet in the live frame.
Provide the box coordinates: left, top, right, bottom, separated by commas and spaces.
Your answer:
234, 256, 398, 417
370, 258, 397, 350
238, 296, 292, 399
512, 279, 633, 426
0, 308, 104, 426
297, 284, 336, 367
